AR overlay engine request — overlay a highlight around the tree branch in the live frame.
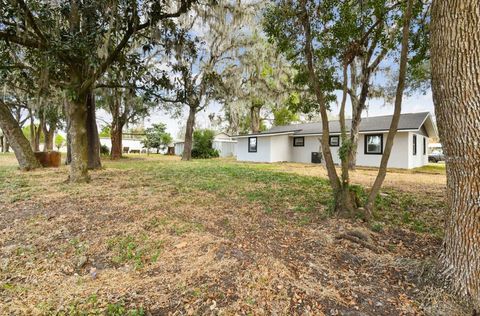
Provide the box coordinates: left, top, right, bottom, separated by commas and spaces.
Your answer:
16, 0, 47, 44
0, 31, 43, 48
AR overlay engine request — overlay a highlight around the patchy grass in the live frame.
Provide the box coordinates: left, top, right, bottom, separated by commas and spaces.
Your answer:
413, 163, 446, 174
0, 154, 470, 315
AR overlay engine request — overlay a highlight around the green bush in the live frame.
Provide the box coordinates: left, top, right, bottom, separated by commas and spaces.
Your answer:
191, 129, 220, 159
100, 144, 110, 156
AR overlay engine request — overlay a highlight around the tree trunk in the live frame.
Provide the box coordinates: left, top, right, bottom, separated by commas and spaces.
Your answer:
0, 101, 41, 170
182, 106, 196, 161
110, 123, 123, 160
42, 125, 55, 151
0, 135, 4, 152
86, 91, 101, 169
365, 0, 413, 214
109, 92, 124, 160
66, 96, 90, 183
29, 113, 35, 151
300, 0, 350, 214
34, 115, 43, 152
250, 104, 262, 133
431, 0, 480, 309
65, 116, 72, 165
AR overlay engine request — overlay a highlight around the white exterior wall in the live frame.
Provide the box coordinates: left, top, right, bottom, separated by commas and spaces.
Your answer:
236, 131, 428, 169
355, 132, 409, 168
236, 136, 272, 162
213, 141, 237, 157
292, 136, 322, 163
408, 132, 429, 168
175, 142, 184, 156
270, 135, 291, 162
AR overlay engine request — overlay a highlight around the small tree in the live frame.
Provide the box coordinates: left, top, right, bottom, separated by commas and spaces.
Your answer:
142, 124, 172, 154
55, 134, 65, 151
191, 129, 219, 159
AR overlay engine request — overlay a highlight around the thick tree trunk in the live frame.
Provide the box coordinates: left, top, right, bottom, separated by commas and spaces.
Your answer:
182, 106, 196, 161
66, 96, 90, 183
86, 91, 101, 169
365, 0, 413, 214
0, 101, 40, 170
250, 104, 262, 133
110, 123, 123, 160
431, 0, 480, 309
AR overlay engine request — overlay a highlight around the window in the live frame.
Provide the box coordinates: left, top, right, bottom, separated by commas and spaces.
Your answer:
365, 134, 383, 155
293, 137, 305, 147
423, 137, 426, 155
329, 135, 340, 147
413, 135, 417, 155
248, 137, 257, 152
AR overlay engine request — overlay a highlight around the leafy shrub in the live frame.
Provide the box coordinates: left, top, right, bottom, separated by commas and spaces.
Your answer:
191, 129, 220, 159
100, 144, 110, 156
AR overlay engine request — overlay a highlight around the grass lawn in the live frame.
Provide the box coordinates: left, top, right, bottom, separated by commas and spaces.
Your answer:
0, 154, 468, 315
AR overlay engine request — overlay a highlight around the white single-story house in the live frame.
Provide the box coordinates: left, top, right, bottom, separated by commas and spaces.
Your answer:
428, 142, 443, 154
100, 137, 147, 153
233, 112, 438, 169
174, 132, 237, 157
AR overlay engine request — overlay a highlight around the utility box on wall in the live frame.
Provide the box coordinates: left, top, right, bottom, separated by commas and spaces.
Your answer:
311, 152, 322, 164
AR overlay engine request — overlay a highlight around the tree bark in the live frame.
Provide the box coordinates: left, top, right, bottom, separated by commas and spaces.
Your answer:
28, 111, 35, 151
250, 104, 262, 133
109, 91, 124, 160
66, 96, 90, 183
0, 101, 41, 170
365, 0, 413, 213
41, 108, 58, 152
42, 123, 55, 151
431, 0, 480, 309
182, 105, 196, 161
86, 91, 101, 169
110, 123, 123, 160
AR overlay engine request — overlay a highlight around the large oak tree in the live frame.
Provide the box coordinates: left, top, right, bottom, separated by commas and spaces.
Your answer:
0, 0, 195, 182
431, 0, 480, 309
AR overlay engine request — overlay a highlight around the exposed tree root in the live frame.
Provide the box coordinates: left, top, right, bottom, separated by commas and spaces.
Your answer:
335, 231, 384, 254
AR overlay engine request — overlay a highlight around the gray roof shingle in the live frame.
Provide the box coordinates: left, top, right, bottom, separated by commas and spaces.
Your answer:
264, 112, 431, 135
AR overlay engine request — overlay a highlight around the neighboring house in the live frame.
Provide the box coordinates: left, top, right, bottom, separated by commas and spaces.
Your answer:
100, 136, 147, 153
233, 112, 437, 169
428, 142, 443, 154
174, 132, 237, 157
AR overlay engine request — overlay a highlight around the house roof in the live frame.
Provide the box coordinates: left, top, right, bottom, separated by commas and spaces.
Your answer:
233, 112, 437, 138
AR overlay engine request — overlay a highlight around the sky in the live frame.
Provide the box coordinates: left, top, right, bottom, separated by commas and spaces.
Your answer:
97, 88, 435, 140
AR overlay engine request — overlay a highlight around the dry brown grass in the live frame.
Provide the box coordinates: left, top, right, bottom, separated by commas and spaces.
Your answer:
267, 162, 446, 196
0, 154, 470, 315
